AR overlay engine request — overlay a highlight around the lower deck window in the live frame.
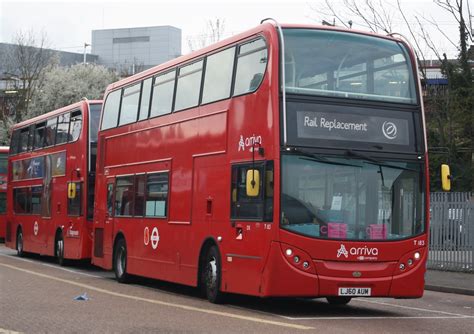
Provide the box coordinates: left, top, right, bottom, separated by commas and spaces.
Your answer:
13, 186, 43, 215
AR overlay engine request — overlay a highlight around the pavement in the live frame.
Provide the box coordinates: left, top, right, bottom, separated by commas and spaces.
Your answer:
425, 269, 474, 296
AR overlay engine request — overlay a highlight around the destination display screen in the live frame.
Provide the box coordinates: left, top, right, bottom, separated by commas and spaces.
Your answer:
297, 111, 410, 146
286, 101, 420, 152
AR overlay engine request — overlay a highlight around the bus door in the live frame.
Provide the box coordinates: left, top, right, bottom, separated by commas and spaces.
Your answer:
93, 177, 115, 268
226, 162, 274, 295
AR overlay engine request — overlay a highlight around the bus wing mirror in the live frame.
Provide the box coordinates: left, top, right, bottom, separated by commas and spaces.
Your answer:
441, 164, 451, 192
246, 169, 260, 197
68, 183, 77, 199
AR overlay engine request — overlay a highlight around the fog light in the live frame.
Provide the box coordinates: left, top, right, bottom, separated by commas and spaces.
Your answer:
285, 248, 293, 256
399, 263, 406, 270
293, 256, 300, 263
414, 252, 421, 260
303, 261, 309, 269
407, 259, 413, 266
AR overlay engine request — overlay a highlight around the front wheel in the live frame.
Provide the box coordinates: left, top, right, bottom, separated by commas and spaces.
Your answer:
16, 229, 24, 257
326, 296, 352, 305
203, 245, 224, 304
114, 238, 130, 283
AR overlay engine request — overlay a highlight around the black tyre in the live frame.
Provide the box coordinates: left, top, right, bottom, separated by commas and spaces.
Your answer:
55, 232, 67, 266
114, 238, 130, 283
326, 296, 352, 305
16, 229, 24, 257
202, 245, 224, 304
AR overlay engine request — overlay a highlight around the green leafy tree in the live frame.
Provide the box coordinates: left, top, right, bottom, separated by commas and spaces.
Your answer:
29, 63, 119, 117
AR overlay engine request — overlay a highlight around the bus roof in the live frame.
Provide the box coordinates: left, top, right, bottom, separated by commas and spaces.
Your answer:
104, 21, 407, 93
0, 146, 9, 153
13, 99, 103, 130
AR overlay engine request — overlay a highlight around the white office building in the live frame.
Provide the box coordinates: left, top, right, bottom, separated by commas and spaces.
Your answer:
91, 26, 181, 74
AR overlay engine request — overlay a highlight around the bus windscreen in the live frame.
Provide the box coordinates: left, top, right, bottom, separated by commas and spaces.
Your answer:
283, 29, 417, 104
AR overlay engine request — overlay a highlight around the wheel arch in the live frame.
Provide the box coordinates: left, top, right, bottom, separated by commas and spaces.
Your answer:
112, 231, 127, 268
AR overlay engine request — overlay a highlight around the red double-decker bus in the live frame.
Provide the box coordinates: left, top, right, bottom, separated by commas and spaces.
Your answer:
5, 100, 102, 265
0, 146, 9, 242
92, 21, 429, 304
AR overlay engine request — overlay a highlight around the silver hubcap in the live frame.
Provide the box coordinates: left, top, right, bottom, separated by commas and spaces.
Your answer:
117, 246, 125, 277
57, 239, 64, 258
17, 233, 23, 253
206, 256, 217, 292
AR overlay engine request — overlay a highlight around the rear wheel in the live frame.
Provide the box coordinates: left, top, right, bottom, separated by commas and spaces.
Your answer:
114, 238, 130, 283
326, 296, 352, 305
16, 229, 24, 257
55, 232, 66, 266
202, 245, 224, 304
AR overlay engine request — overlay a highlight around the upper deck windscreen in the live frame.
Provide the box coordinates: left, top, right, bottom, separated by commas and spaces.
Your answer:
283, 29, 417, 104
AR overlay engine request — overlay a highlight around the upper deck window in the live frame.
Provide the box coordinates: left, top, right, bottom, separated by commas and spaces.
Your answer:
138, 78, 152, 121
150, 70, 175, 118
45, 117, 58, 147
174, 61, 203, 111
283, 29, 417, 104
69, 110, 82, 142
101, 90, 121, 130
33, 122, 46, 149
89, 104, 102, 143
233, 38, 267, 96
56, 113, 70, 145
202, 47, 235, 104
119, 83, 141, 126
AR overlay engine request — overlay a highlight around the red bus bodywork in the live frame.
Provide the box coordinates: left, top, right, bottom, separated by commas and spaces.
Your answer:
92, 23, 429, 301
5, 100, 102, 262
0, 146, 9, 241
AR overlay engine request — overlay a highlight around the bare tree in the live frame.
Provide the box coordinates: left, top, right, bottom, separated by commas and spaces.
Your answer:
310, 0, 474, 190
0, 30, 58, 144
5, 30, 58, 121
187, 18, 226, 52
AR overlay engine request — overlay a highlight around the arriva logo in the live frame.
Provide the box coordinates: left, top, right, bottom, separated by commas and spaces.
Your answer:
337, 244, 379, 258
337, 244, 349, 258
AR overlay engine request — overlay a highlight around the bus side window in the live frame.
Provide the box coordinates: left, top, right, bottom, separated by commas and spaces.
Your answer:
115, 176, 135, 216
10, 129, 20, 155
45, 117, 58, 147
145, 173, 169, 217
67, 182, 82, 216
202, 46, 235, 104
134, 174, 146, 216
119, 83, 141, 126
107, 183, 114, 217
69, 110, 82, 142
56, 113, 70, 145
233, 38, 267, 96
101, 90, 121, 130
19, 127, 30, 153
231, 163, 264, 220
33, 122, 46, 150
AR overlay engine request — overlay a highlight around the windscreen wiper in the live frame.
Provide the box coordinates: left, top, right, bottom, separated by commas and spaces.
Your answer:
345, 149, 418, 172
290, 148, 361, 168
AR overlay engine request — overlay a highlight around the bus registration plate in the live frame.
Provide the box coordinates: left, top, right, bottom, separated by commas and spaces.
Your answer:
338, 287, 371, 296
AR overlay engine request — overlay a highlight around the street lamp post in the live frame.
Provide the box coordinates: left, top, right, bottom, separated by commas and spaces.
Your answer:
83, 43, 90, 64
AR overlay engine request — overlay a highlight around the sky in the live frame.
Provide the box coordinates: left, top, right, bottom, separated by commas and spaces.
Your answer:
0, 0, 464, 59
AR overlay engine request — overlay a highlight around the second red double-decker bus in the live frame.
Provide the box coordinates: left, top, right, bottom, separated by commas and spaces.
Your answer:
5, 99, 102, 265
92, 21, 429, 304
0, 146, 9, 242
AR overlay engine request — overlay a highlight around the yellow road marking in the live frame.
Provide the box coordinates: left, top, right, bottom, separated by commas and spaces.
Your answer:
0, 262, 312, 330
